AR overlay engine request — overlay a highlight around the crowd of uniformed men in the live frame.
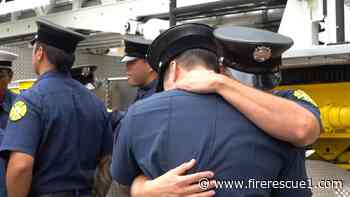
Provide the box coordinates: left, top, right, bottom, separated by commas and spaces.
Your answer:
0, 18, 321, 197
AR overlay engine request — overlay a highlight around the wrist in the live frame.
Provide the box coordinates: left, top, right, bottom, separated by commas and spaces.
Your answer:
131, 176, 157, 197
143, 179, 160, 197
214, 74, 229, 94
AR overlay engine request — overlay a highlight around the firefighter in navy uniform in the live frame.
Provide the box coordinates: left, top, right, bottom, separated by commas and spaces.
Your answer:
0, 19, 113, 197
68, 38, 160, 197
111, 23, 317, 197
109, 36, 158, 130
125, 26, 321, 197
121, 36, 158, 101
70, 64, 114, 197
0, 50, 18, 197
210, 25, 320, 197
105, 36, 160, 197
164, 26, 319, 197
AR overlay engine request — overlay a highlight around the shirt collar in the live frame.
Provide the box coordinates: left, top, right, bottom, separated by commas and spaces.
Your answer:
37, 69, 70, 82
140, 78, 158, 91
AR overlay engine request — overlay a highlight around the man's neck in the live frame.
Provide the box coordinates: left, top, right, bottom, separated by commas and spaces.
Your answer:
142, 73, 158, 87
165, 66, 209, 91
38, 65, 56, 76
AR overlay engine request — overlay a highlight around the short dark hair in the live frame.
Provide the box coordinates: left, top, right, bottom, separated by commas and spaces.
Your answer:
163, 49, 219, 85
35, 42, 75, 72
174, 48, 219, 71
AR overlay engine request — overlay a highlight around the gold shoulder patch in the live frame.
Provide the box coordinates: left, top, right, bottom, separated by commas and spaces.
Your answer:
9, 101, 28, 121
293, 90, 318, 107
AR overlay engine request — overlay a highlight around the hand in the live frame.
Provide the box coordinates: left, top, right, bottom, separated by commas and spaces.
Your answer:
175, 70, 224, 94
132, 159, 216, 197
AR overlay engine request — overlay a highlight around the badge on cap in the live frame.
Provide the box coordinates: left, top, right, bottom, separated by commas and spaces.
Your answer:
81, 67, 91, 77
293, 90, 318, 107
253, 46, 272, 62
9, 101, 28, 121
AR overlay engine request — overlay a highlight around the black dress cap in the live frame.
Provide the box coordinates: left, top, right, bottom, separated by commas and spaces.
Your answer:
147, 23, 218, 91
121, 36, 152, 63
30, 18, 86, 54
214, 26, 293, 74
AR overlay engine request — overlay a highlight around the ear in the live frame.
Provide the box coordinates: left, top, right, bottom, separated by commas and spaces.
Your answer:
146, 63, 153, 73
174, 62, 182, 82
219, 65, 225, 74
34, 46, 44, 62
168, 61, 177, 83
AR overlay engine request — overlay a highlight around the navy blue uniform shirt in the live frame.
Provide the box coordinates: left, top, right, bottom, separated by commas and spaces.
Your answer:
271, 89, 321, 197
111, 89, 319, 197
109, 110, 125, 132
109, 78, 158, 131
133, 78, 158, 103
0, 90, 16, 129
0, 90, 16, 197
0, 70, 113, 195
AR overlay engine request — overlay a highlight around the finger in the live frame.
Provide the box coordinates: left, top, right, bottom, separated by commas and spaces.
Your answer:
183, 180, 216, 194
170, 159, 197, 175
186, 190, 215, 197
182, 171, 215, 185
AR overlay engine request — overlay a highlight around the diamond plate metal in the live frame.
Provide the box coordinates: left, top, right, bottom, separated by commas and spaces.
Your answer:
307, 160, 350, 197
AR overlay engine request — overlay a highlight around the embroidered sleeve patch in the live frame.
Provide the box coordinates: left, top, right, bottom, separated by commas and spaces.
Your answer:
9, 101, 28, 121
293, 90, 318, 107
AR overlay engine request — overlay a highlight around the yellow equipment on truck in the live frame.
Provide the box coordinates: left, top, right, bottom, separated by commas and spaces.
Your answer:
279, 0, 350, 169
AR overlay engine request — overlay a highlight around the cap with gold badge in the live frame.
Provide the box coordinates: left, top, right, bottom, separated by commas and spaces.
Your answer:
214, 26, 293, 74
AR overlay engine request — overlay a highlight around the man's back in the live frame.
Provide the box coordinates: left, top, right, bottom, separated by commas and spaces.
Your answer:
112, 90, 309, 196
1, 71, 113, 195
